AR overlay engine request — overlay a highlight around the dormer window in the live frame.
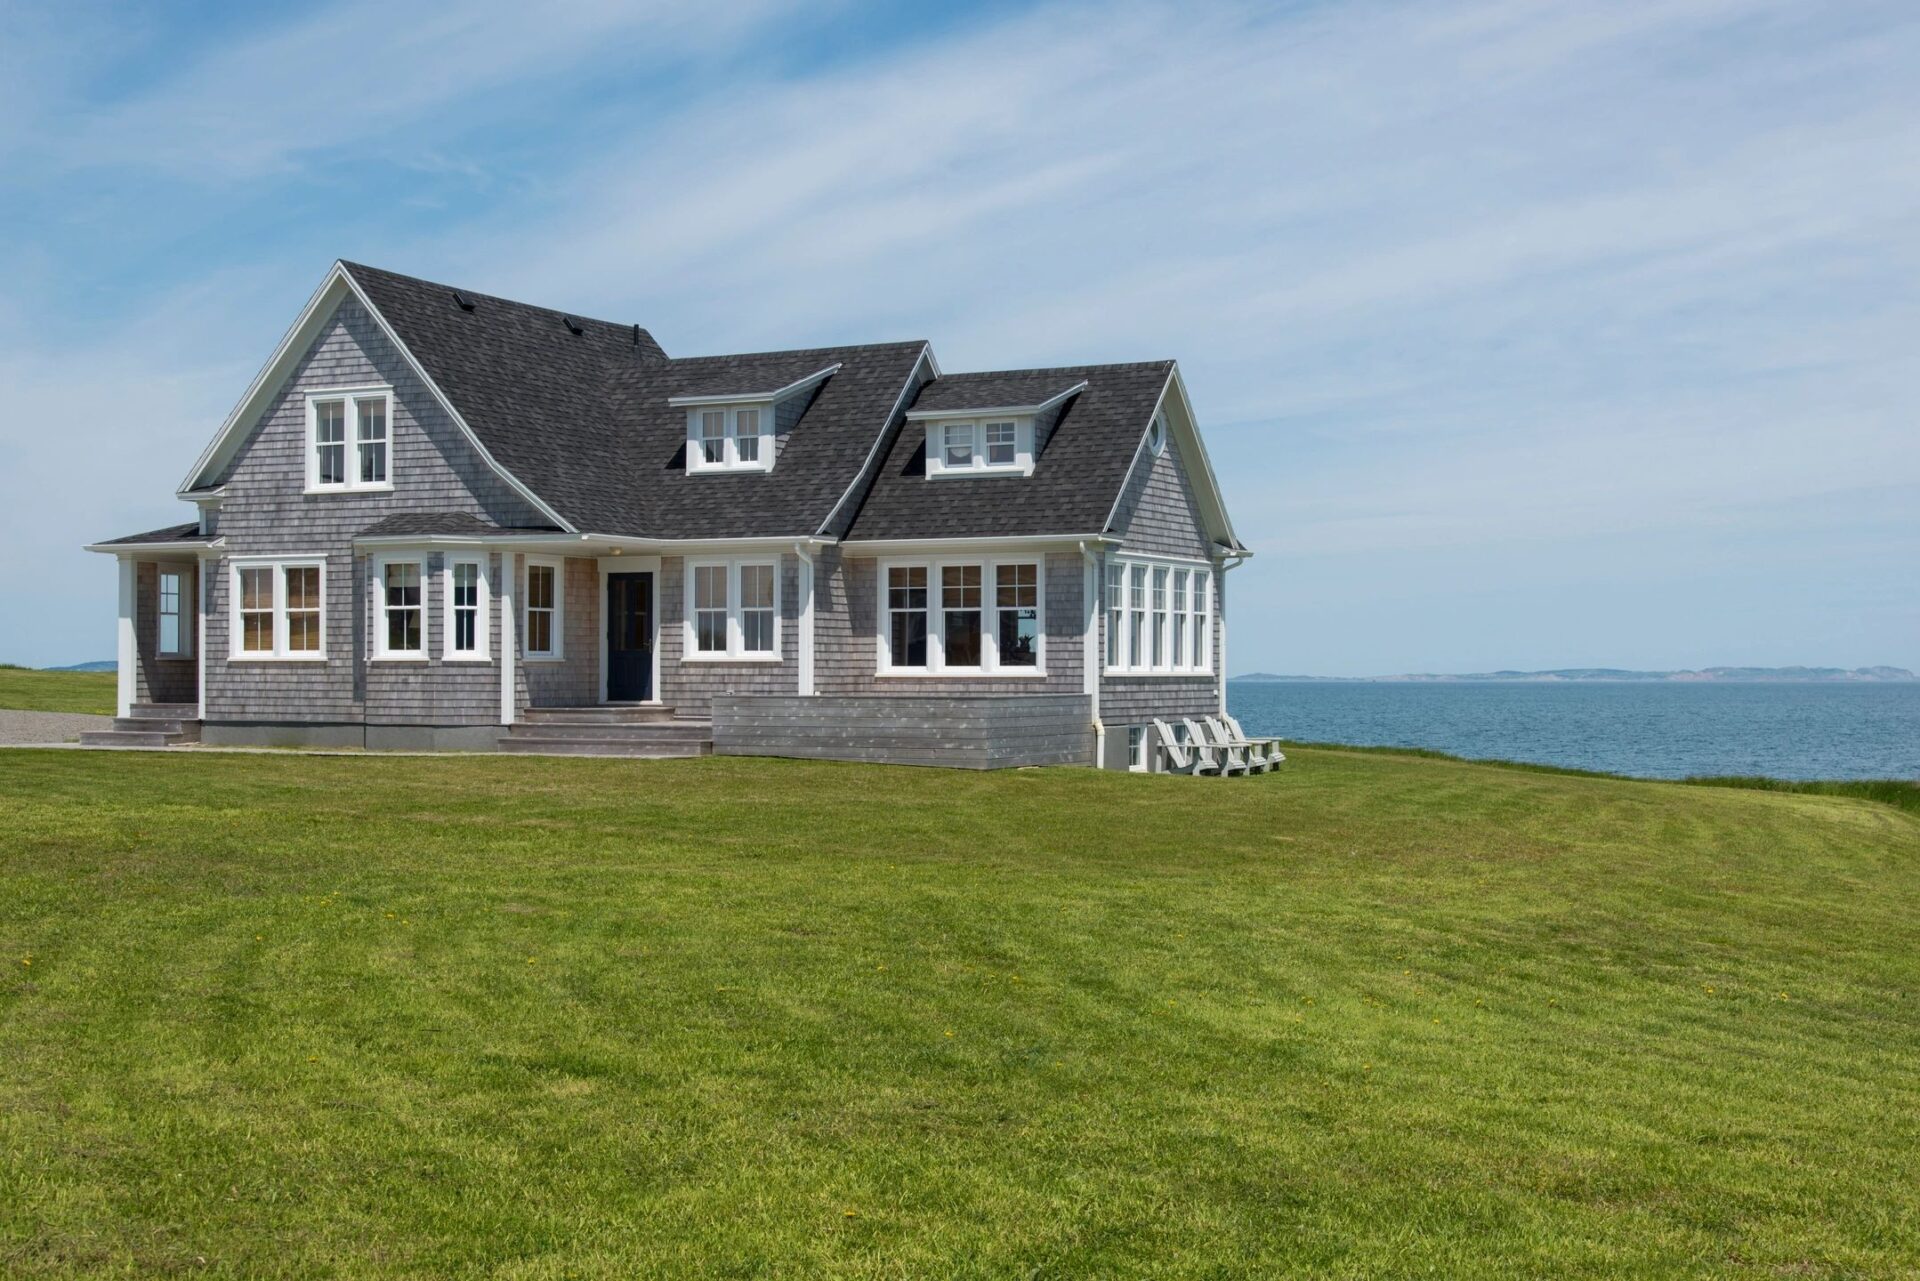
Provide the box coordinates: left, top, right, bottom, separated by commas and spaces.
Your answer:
684, 404, 772, 473
985, 421, 1017, 466
922, 417, 1033, 477
944, 423, 975, 468
906, 379, 1085, 480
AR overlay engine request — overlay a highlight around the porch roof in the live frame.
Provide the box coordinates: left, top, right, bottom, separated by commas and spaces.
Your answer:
87, 522, 216, 551
355, 512, 563, 540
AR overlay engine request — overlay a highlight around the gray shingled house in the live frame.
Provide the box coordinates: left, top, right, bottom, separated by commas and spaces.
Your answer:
86, 262, 1246, 768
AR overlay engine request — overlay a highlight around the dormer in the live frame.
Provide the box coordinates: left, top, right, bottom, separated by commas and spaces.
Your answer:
669, 363, 840, 475
907, 378, 1087, 479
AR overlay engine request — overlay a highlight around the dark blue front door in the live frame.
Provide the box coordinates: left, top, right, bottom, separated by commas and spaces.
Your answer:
606, 572, 653, 701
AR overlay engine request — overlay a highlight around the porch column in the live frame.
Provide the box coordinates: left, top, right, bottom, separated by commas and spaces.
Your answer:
115, 556, 136, 718
795, 544, 815, 696
498, 552, 517, 725
196, 554, 209, 721
1081, 542, 1103, 767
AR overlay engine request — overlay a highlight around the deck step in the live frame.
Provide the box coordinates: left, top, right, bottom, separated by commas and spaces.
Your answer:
497, 736, 712, 758
501, 712, 712, 758
521, 705, 679, 725
127, 702, 198, 720
80, 728, 189, 748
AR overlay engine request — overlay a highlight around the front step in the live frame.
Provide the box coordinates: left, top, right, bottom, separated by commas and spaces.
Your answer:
522, 705, 679, 725
500, 712, 712, 758
80, 715, 201, 748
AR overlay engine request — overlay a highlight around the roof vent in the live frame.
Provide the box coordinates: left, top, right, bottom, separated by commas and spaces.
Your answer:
562, 315, 584, 336
452, 291, 475, 312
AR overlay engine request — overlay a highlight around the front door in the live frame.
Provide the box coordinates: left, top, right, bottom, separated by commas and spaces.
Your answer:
606, 572, 653, 701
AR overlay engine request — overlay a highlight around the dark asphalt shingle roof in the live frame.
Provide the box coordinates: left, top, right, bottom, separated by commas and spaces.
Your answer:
94, 523, 214, 546
908, 370, 1088, 414
845, 361, 1173, 542
344, 262, 927, 539
356, 512, 561, 539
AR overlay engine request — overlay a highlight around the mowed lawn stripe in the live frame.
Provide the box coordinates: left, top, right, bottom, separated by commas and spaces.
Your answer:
1, 748, 1916, 1278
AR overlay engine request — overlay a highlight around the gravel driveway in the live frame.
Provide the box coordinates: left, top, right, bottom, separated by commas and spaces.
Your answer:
0, 710, 111, 745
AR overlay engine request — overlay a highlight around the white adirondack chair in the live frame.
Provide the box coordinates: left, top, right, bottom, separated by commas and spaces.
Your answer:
1223, 714, 1286, 768
1185, 717, 1248, 776
1201, 716, 1271, 774
1151, 719, 1220, 775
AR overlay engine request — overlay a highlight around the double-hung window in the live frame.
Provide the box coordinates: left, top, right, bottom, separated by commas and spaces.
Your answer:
1170, 570, 1187, 668
1105, 562, 1124, 669
684, 558, 780, 660
375, 558, 425, 659
984, 421, 1017, 466
230, 557, 326, 659
444, 557, 488, 660
1128, 566, 1146, 666
524, 559, 563, 658
307, 389, 393, 492
685, 405, 772, 473
1105, 556, 1213, 674
1150, 567, 1168, 667
943, 424, 976, 469
157, 566, 192, 659
923, 417, 1035, 476
1192, 569, 1211, 670
878, 558, 1043, 674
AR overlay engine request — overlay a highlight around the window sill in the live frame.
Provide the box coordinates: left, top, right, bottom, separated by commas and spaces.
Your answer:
681, 653, 783, 664
1105, 670, 1214, 679
371, 654, 429, 663
876, 668, 1049, 679
442, 655, 493, 663
303, 484, 395, 496
926, 465, 1033, 479
227, 655, 328, 663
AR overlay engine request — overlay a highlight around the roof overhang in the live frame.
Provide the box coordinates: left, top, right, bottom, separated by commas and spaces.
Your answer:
85, 537, 226, 555
667, 363, 842, 408
839, 533, 1117, 557
904, 380, 1087, 422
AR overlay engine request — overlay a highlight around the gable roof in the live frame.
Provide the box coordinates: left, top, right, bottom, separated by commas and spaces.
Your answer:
906, 370, 1087, 417
844, 361, 1178, 542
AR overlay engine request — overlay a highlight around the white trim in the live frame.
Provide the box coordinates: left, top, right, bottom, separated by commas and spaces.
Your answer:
816, 344, 937, 537
795, 542, 816, 696
667, 363, 841, 407
875, 554, 1046, 677
86, 538, 225, 554
499, 552, 517, 725
522, 556, 566, 661
903, 380, 1086, 421
370, 554, 427, 661
597, 556, 662, 703
227, 553, 329, 662
196, 552, 210, 720
844, 533, 1112, 557
682, 555, 783, 662
441, 554, 490, 661
1081, 541, 1102, 767
303, 385, 394, 495
115, 558, 135, 718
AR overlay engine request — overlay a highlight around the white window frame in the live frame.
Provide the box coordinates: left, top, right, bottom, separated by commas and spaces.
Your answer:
681, 557, 782, 662
227, 555, 328, 662
523, 557, 564, 661
305, 386, 395, 494
442, 555, 490, 661
684, 404, 774, 474
875, 556, 1046, 676
1127, 725, 1148, 772
372, 554, 427, 661
156, 563, 193, 660
1104, 554, 1213, 675
923, 416, 1036, 478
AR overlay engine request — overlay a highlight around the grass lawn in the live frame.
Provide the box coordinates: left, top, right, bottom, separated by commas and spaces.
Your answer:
0, 666, 115, 716
2, 748, 1916, 1278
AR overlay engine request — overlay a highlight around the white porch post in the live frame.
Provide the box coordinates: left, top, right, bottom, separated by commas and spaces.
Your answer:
795, 543, 816, 697
1081, 542, 1103, 767
498, 552, 517, 725
196, 554, 209, 721
115, 556, 136, 718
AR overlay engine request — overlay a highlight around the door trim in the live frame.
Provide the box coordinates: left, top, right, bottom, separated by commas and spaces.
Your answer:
597, 555, 661, 703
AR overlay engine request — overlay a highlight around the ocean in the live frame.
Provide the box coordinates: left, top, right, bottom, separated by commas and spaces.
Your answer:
1226, 680, 1920, 781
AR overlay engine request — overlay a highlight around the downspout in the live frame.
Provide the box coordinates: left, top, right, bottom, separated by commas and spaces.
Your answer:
1081, 540, 1103, 767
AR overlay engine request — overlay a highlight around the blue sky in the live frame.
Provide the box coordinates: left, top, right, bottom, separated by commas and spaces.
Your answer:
2, 0, 1916, 675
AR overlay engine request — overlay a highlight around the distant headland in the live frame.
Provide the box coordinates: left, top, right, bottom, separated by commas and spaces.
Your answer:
1230, 666, 1916, 684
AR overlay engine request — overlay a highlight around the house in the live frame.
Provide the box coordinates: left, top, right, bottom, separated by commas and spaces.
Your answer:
85, 262, 1247, 769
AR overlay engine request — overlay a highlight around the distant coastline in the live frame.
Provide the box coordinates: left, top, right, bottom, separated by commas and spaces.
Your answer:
1231, 666, 1916, 684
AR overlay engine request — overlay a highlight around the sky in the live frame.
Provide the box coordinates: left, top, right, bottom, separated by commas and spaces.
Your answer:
1, 0, 1916, 676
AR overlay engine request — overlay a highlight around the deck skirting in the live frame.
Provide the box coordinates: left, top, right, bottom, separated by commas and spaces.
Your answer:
712, 694, 1094, 769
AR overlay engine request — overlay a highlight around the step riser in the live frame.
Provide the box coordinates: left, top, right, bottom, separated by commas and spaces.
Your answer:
112, 719, 200, 739
504, 727, 712, 743
128, 705, 198, 720
497, 740, 711, 757
80, 731, 186, 748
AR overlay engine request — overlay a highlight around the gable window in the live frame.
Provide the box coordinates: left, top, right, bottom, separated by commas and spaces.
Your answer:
1104, 556, 1213, 675
229, 557, 327, 660
685, 404, 773, 473
923, 417, 1035, 477
524, 559, 563, 659
376, 558, 425, 659
157, 567, 192, 659
307, 389, 394, 493
445, 557, 488, 659
878, 557, 1044, 675
683, 558, 780, 660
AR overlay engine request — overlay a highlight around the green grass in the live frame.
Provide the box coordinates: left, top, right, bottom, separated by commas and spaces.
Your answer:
0, 665, 114, 715
2, 748, 1916, 1278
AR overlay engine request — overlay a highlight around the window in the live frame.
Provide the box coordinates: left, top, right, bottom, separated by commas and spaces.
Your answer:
1171, 570, 1187, 668
685, 404, 772, 473
229, 557, 326, 659
943, 423, 975, 469
887, 566, 928, 669
985, 421, 1017, 466
1105, 556, 1213, 674
307, 389, 393, 492
878, 558, 1043, 674
445, 558, 487, 659
683, 558, 780, 660
1147, 412, 1167, 456
157, 567, 191, 659
923, 417, 1035, 476
942, 565, 982, 668
525, 559, 562, 658
996, 563, 1038, 667
377, 559, 424, 658
1128, 725, 1147, 772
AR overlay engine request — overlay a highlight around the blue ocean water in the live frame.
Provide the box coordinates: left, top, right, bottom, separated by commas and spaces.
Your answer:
1227, 681, 1920, 781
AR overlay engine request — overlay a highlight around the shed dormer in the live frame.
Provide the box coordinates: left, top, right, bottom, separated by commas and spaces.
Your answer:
668, 362, 840, 474
906, 377, 1087, 479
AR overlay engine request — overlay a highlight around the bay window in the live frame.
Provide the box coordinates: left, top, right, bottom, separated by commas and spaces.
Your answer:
229, 556, 327, 659
307, 388, 393, 492
683, 558, 780, 660
878, 557, 1044, 674
1104, 555, 1214, 675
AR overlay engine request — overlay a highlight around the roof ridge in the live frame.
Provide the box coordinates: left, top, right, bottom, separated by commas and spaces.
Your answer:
664, 339, 929, 365
338, 260, 653, 343
933, 359, 1175, 379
